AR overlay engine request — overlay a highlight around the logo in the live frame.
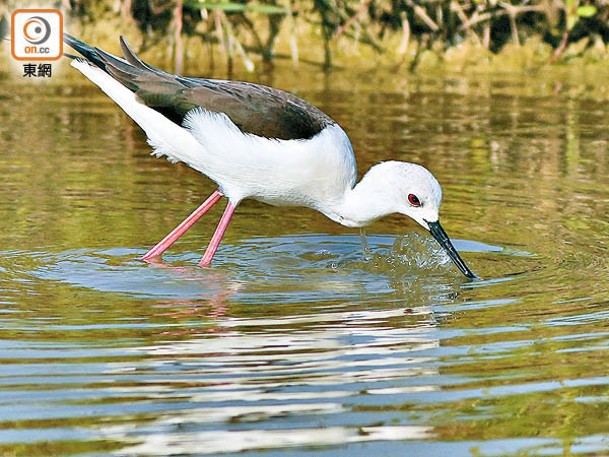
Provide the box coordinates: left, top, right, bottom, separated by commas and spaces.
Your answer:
11, 9, 63, 61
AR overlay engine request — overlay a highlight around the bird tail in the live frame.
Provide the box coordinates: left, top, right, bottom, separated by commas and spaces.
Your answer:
63, 34, 108, 69
64, 35, 205, 169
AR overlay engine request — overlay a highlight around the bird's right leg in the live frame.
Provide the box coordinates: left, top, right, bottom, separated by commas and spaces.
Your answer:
359, 228, 372, 261
142, 189, 223, 261
199, 200, 237, 267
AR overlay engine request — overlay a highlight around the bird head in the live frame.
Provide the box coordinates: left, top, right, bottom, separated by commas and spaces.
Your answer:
364, 161, 477, 279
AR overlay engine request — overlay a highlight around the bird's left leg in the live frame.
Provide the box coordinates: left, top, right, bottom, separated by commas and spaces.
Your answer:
142, 189, 223, 261
199, 200, 238, 267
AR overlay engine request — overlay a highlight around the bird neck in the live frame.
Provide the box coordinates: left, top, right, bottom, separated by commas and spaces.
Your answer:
323, 167, 394, 228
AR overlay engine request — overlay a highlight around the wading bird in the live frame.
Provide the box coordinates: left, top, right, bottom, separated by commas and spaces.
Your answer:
64, 34, 476, 279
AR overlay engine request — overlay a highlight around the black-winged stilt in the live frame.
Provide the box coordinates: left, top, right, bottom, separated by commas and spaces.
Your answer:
64, 34, 476, 279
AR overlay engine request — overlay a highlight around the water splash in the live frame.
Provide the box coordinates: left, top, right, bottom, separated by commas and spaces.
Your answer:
354, 233, 456, 278
392, 233, 452, 269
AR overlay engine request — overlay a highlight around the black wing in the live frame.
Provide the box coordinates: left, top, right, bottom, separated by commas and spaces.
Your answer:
64, 34, 334, 140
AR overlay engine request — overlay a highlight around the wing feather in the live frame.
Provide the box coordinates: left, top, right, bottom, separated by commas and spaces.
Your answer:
64, 34, 334, 140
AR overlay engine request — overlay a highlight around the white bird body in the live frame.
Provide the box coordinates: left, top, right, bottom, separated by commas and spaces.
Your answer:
65, 35, 476, 278
72, 60, 355, 216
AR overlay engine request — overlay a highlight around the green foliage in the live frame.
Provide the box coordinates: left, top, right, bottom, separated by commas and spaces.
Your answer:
3, 0, 609, 67
187, 1, 288, 14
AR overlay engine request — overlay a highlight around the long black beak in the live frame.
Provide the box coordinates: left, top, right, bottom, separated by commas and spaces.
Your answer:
426, 220, 477, 279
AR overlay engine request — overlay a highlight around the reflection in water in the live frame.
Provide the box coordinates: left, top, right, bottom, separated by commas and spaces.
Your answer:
22, 233, 493, 307
1, 67, 609, 456
98, 302, 440, 455
121, 426, 433, 455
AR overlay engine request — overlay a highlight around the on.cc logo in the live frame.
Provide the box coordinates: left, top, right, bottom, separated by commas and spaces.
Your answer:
11, 9, 63, 61
23, 16, 52, 45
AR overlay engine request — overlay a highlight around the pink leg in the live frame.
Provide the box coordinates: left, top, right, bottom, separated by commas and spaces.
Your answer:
142, 190, 223, 261
199, 200, 237, 267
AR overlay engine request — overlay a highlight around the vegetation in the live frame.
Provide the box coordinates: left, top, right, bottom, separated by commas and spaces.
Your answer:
2, 0, 609, 70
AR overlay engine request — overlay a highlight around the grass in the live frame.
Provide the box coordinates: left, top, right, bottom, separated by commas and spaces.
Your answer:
1, 0, 609, 72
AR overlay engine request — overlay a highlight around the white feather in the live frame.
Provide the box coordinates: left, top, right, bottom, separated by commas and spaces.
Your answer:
70, 59, 204, 167
70, 59, 358, 211
182, 108, 357, 207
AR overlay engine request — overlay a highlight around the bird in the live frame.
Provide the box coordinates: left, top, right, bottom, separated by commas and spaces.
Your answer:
63, 34, 477, 279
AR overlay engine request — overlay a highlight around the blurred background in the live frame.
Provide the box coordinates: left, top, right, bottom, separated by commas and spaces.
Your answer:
2, 0, 609, 72
1, 1, 609, 456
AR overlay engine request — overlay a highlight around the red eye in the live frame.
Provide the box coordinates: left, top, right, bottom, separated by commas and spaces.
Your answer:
408, 194, 421, 207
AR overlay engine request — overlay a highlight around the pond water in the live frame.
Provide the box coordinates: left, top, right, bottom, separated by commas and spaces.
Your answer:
1, 56, 609, 456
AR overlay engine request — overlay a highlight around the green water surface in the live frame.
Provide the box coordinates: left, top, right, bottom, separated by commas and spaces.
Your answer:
1, 57, 609, 456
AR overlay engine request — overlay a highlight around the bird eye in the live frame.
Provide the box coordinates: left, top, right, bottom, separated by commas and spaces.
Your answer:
408, 194, 421, 207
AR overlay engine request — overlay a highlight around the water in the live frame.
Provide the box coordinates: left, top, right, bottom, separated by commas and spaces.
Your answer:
1, 60, 609, 456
